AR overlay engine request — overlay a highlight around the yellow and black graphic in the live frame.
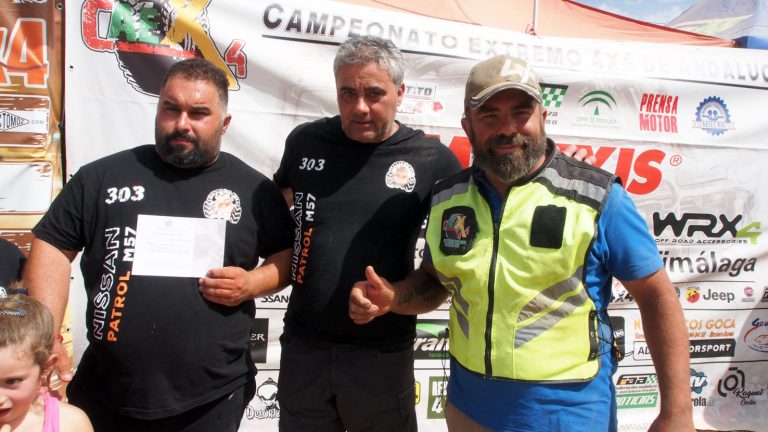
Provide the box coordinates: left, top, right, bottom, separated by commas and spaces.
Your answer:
81, 0, 245, 95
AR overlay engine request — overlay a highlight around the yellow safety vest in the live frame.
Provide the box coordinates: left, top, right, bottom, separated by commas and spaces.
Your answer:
426, 149, 616, 382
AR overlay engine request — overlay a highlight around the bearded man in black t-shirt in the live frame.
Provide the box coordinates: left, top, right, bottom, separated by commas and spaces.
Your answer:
24, 58, 294, 432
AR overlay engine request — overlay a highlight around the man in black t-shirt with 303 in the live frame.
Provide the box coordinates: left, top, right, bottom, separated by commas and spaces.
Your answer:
24, 58, 294, 432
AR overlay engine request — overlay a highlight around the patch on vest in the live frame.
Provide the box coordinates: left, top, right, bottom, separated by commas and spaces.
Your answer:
530, 205, 566, 249
385, 161, 416, 192
440, 206, 476, 255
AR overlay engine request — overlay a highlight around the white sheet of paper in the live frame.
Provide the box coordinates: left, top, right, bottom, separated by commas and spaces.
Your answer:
131, 214, 226, 278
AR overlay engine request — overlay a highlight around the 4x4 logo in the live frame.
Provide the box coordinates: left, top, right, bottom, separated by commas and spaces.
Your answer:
0, 19, 48, 88
81, 0, 245, 95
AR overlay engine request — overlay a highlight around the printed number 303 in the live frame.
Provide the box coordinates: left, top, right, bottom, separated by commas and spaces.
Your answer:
105, 186, 145, 204
299, 158, 325, 171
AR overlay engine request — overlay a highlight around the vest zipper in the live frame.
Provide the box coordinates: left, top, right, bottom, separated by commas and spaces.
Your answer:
485, 218, 500, 377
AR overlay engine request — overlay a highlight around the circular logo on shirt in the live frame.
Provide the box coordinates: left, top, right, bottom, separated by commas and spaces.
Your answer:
385, 161, 416, 192
203, 188, 242, 224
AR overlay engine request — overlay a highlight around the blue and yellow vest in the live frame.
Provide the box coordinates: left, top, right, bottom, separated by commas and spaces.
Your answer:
427, 149, 617, 382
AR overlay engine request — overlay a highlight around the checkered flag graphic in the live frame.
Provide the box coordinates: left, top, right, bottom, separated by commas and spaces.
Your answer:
540, 84, 568, 108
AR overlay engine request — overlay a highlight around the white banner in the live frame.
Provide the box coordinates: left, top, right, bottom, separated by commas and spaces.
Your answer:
65, 1, 768, 430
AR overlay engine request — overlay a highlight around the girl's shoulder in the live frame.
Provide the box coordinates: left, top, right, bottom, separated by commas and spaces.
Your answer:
57, 401, 93, 432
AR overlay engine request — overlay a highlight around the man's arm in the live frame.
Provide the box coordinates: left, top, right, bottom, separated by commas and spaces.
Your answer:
198, 248, 292, 306
349, 263, 449, 324
622, 269, 694, 432
280, 187, 294, 208
24, 237, 79, 382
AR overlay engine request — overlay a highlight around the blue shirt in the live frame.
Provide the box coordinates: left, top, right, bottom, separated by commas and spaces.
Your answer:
428, 169, 662, 432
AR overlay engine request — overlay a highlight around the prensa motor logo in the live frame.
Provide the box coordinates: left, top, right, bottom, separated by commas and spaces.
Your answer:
80, 0, 245, 95
638, 93, 679, 133
693, 96, 735, 136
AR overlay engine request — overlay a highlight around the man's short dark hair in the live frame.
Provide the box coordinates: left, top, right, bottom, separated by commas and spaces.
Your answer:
159, 58, 229, 108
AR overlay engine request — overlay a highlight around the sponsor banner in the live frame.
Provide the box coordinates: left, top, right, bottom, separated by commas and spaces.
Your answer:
616, 373, 659, 409
249, 318, 269, 364
415, 319, 450, 362
240, 371, 281, 429
59, 1, 768, 431
256, 287, 293, 310
0, 162, 54, 213
0, 1, 63, 226
743, 316, 768, 353
0, 2, 61, 154
0, 95, 50, 146
250, 308, 290, 366
426, 375, 449, 420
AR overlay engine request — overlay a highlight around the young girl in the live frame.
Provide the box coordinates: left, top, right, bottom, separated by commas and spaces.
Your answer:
0, 294, 93, 432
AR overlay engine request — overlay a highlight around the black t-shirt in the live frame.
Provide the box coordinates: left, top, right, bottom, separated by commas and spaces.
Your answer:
33, 145, 293, 419
274, 116, 462, 349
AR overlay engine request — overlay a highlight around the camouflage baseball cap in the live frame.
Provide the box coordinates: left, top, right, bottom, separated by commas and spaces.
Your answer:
464, 55, 542, 109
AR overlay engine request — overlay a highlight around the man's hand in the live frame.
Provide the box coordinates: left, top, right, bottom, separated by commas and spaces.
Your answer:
647, 412, 695, 432
47, 339, 73, 400
349, 266, 395, 324
199, 266, 254, 306
561, 144, 597, 165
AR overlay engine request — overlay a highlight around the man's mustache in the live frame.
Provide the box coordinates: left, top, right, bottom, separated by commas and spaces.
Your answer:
168, 131, 197, 144
487, 134, 531, 149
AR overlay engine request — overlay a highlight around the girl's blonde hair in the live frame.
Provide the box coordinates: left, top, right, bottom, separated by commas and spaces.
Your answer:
0, 294, 54, 366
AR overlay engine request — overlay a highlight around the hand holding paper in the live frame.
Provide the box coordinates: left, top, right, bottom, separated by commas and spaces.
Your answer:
198, 266, 256, 306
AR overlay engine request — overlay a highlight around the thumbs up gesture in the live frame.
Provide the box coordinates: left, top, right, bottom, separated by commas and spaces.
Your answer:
349, 266, 395, 324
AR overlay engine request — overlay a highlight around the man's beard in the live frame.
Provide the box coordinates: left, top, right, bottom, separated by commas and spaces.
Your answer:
155, 130, 218, 168
470, 126, 547, 183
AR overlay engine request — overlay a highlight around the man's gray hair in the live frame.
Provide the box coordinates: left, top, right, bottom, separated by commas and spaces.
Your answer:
333, 35, 405, 86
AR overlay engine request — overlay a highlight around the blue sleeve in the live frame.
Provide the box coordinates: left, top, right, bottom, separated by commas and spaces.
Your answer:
597, 183, 662, 281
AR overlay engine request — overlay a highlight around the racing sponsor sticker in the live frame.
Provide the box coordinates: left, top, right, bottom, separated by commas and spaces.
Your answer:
439, 206, 476, 255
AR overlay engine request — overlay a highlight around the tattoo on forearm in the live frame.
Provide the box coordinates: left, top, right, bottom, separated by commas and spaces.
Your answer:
397, 280, 442, 306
